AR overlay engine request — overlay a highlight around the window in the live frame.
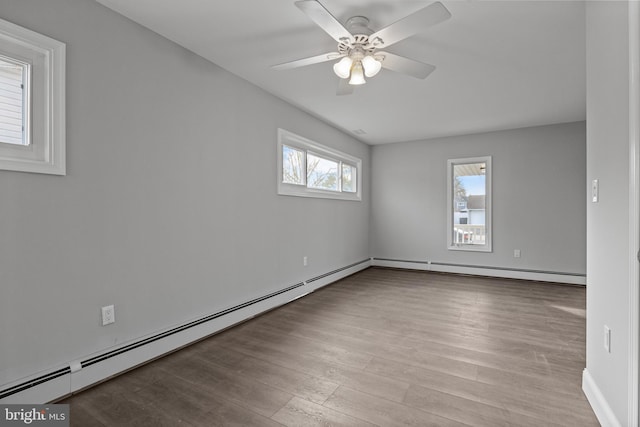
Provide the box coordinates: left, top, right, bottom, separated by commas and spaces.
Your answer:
277, 129, 361, 201
0, 55, 28, 146
447, 156, 492, 251
0, 18, 66, 175
282, 144, 305, 185
341, 163, 357, 193
307, 152, 339, 191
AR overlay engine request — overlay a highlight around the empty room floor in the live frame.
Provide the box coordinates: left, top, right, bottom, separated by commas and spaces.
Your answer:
61, 267, 599, 426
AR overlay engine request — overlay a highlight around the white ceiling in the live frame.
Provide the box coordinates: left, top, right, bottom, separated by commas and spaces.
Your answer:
95, 0, 586, 145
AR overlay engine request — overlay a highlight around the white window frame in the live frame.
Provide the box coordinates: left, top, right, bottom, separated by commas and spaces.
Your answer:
277, 128, 362, 201
447, 156, 492, 252
0, 18, 66, 175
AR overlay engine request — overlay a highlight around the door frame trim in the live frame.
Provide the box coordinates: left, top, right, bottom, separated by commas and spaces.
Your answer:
628, 1, 639, 425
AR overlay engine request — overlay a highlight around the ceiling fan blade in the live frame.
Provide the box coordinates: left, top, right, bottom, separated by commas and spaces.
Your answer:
272, 52, 343, 70
336, 78, 354, 96
369, 2, 451, 49
378, 52, 436, 79
295, 0, 353, 44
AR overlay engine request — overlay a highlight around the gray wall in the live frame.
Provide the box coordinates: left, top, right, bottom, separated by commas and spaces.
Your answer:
0, 0, 370, 387
585, 1, 631, 423
370, 122, 586, 274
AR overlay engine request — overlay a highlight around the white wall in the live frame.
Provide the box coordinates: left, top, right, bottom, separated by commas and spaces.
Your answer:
584, 2, 632, 425
0, 0, 370, 391
370, 122, 586, 276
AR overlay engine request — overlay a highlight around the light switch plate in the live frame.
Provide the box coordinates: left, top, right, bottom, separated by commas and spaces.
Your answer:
592, 179, 599, 203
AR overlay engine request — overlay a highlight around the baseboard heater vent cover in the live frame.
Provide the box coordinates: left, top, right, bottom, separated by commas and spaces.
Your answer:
372, 258, 586, 278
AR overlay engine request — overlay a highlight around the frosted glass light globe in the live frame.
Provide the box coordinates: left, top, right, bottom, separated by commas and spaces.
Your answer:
333, 57, 353, 79
362, 55, 382, 77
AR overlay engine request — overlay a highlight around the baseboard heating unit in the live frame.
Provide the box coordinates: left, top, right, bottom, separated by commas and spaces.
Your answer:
0, 259, 371, 404
371, 258, 586, 285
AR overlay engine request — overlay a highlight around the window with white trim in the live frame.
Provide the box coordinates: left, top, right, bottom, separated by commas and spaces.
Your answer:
0, 18, 66, 175
277, 129, 361, 201
447, 156, 492, 252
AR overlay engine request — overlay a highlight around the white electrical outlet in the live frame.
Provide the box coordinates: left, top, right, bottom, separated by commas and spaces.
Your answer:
592, 179, 599, 203
101, 305, 115, 326
604, 325, 611, 353
513, 249, 521, 258
303, 256, 308, 267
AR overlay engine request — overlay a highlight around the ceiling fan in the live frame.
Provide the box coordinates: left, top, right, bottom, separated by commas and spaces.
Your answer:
272, 0, 452, 95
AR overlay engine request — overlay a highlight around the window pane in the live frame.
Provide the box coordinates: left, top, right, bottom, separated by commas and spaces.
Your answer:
453, 162, 486, 246
282, 145, 305, 185
342, 163, 357, 193
0, 56, 26, 146
307, 153, 339, 191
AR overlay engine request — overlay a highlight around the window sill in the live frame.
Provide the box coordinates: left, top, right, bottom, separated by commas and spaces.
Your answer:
278, 183, 361, 201
448, 245, 493, 253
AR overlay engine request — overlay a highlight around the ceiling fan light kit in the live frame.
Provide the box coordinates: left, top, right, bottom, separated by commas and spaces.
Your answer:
361, 55, 382, 78
273, 0, 452, 94
333, 56, 353, 78
348, 60, 366, 85
334, 41, 382, 84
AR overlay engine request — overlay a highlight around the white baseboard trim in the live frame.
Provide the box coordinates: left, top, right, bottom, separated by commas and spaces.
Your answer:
371, 258, 586, 285
583, 368, 623, 427
0, 259, 371, 404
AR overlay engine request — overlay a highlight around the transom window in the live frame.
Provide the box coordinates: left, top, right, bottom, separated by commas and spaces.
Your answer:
277, 129, 361, 201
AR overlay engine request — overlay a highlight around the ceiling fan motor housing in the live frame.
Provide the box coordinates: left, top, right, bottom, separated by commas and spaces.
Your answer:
345, 16, 373, 36
338, 17, 376, 57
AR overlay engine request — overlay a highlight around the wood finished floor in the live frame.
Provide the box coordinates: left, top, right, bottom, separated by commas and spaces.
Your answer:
61, 267, 599, 426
